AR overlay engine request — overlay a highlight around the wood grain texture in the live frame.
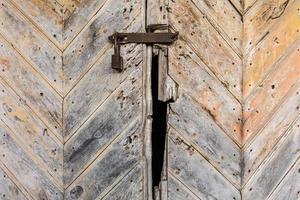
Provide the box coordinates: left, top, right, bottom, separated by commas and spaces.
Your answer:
193, 0, 243, 50
159, 0, 300, 199
63, 45, 142, 138
243, 117, 300, 200
0, 121, 63, 200
168, 0, 242, 101
169, 39, 242, 144
62, 0, 142, 94
168, 128, 241, 200
0, 0, 145, 199
243, 82, 300, 183
243, 0, 293, 53
102, 165, 143, 200
267, 158, 300, 200
0, 36, 63, 139
9, 0, 64, 48
164, 0, 244, 199
64, 68, 143, 186
62, 0, 107, 47
0, 0, 63, 94
243, 0, 300, 99
1, 0, 299, 199
64, 118, 143, 200
0, 80, 63, 183
242, 1, 300, 200
167, 175, 200, 200
243, 41, 300, 142
0, 166, 28, 200
169, 93, 241, 187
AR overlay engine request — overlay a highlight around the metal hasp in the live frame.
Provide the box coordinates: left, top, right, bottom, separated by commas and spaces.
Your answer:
108, 24, 179, 71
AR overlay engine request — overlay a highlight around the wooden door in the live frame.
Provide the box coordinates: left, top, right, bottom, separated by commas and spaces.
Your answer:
1, 0, 300, 200
0, 0, 147, 199
149, 0, 300, 200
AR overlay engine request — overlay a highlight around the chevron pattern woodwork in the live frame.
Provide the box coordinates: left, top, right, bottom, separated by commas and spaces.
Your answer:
0, 0, 145, 199
163, 0, 300, 199
0, 0, 299, 200
242, 0, 300, 199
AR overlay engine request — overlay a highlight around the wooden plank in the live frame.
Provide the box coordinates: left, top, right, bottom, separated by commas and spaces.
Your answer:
61, 0, 80, 20
243, 117, 300, 200
169, 39, 242, 144
147, 1, 177, 102
243, 43, 300, 142
62, 0, 142, 94
147, 0, 168, 25
0, 121, 63, 200
9, 0, 64, 48
63, 0, 107, 46
192, 0, 243, 49
243, 1, 300, 98
0, 36, 63, 139
168, 0, 242, 100
157, 47, 178, 102
64, 68, 142, 185
0, 161, 32, 200
0, 0, 62, 93
229, 0, 243, 13
167, 175, 201, 200
63, 44, 142, 137
102, 165, 143, 200
243, 0, 293, 53
168, 129, 241, 200
64, 116, 143, 200
0, 166, 28, 200
169, 93, 241, 187
243, 82, 300, 182
0, 80, 63, 182
244, 0, 259, 11
267, 158, 300, 200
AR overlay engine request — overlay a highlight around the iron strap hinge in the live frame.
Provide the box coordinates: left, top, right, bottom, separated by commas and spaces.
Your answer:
108, 24, 179, 71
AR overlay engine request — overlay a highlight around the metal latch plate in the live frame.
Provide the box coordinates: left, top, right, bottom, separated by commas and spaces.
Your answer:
108, 24, 178, 71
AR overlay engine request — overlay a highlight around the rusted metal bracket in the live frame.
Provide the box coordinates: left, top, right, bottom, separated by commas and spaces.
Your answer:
108, 24, 178, 71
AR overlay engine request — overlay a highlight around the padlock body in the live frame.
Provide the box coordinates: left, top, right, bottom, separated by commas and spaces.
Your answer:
111, 54, 123, 71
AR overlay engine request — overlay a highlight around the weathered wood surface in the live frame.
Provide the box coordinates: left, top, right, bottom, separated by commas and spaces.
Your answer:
101, 165, 144, 200
0, 36, 63, 139
64, 119, 143, 200
267, 158, 300, 200
1, 0, 300, 199
243, 0, 293, 53
0, 79, 63, 183
164, 0, 243, 199
62, 0, 142, 95
9, 0, 63, 48
169, 93, 241, 188
243, 82, 300, 183
168, 0, 243, 101
241, 1, 300, 200
63, 44, 142, 139
243, 40, 300, 143
0, 0, 63, 94
64, 68, 142, 186
0, 162, 28, 200
0, 0, 146, 199
192, 0, 243, 50
168, 128, 241, 200
169, 39, 242, 145
167, 175, 200, 200
243, 116, 300, 200
0, 121, 63, 200
159, 0, 300, 199
243, 0, 300, 99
